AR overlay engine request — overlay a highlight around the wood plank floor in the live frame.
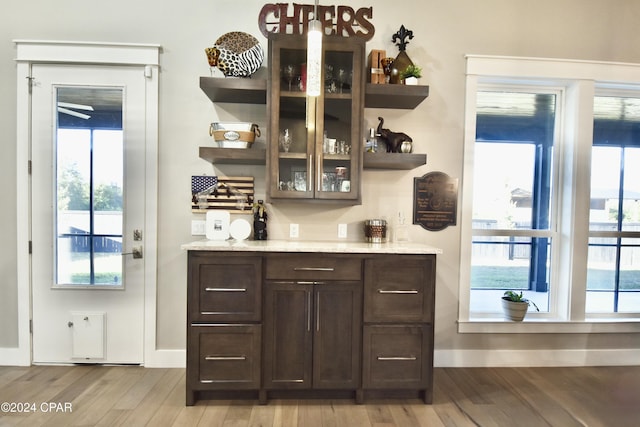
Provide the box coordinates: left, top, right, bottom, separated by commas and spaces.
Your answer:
0, 365, 638, 426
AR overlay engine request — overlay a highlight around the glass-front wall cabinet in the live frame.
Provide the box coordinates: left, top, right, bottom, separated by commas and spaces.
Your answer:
267, 34, 364, 202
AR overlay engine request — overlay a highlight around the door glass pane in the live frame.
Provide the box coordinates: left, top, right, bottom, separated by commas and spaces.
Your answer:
277, 48, 309, 193
55, 87, 124, 287
321, 50, 353, 194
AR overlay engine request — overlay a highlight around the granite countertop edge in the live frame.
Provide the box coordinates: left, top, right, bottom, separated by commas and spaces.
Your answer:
181, 239, 443, 255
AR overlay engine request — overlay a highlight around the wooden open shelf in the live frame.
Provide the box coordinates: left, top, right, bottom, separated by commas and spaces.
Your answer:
364, 83, 429, 109
363, 152, 427, 170
199, 77, 429, 109
199, 77, 267, 104
199, 147, 266, 165
198, 78, 429, 169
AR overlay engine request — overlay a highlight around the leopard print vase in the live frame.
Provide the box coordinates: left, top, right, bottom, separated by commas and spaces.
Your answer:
206, 32, 264, 77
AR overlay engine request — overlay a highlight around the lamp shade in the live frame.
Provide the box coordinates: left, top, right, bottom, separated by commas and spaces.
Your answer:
306, 20, 322, 97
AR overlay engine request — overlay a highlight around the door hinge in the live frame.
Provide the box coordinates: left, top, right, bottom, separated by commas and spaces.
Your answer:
28, 160, 32, 175
28, 240, 32, 254
29, 319, 33, 334
26, 76, 35, 94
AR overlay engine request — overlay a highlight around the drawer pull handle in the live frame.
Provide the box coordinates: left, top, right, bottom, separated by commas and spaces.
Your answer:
293, 267, 335, 272
377, 289, 419, 294
205, 287, 247, 292
377, 356, 417, 361
205, 355, 247, 361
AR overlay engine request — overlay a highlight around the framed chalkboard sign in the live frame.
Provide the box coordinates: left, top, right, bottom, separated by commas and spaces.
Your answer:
413, 172, 458, 231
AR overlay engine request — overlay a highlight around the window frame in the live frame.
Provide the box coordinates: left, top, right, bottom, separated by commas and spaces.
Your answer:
459, 55, 640, 333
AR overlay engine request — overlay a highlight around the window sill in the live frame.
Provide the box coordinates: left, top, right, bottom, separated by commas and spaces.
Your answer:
458, 318, 640, 334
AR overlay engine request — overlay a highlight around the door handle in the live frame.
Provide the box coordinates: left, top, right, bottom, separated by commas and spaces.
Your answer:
121, 246, 143, 259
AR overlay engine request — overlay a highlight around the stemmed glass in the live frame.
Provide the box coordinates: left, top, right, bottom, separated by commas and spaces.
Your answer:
337, 68, 348, 93
279, 129, 292, 153
283, 65, 296, 91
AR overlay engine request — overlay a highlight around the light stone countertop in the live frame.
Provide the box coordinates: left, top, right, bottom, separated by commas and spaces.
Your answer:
181, 239, 442, 255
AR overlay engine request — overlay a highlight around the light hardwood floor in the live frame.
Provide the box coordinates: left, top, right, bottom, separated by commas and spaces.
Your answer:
0, 365, 639, 426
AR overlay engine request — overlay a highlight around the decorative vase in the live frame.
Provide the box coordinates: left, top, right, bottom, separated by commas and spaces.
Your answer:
501, 298, 529, 321
400, 141, 413, 153
392, 51, 413, 84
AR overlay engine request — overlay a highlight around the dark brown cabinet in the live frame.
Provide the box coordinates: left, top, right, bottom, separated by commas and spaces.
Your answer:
186, 252, 262, 405
263, 281, 362, 392
185, 249, 436, 405
263, 254, 362, 396
362, 255, 436, 403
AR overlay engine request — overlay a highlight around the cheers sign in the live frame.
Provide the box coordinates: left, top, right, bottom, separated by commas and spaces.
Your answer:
258, 3, 375, 40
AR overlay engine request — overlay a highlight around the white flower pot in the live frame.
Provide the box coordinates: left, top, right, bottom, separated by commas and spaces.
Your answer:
404, 76, 418, 85
501, 298, 529, 321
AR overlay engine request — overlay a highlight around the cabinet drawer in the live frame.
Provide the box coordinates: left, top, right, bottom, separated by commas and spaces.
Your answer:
364, 256, 435, 323
188, 253, 261, 322
187, 325, 261, 390
266, 254, 362, 281
362, 325, 431, 389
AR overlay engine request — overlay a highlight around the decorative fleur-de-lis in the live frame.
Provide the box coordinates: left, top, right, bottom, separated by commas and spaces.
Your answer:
392, 25, 414, 52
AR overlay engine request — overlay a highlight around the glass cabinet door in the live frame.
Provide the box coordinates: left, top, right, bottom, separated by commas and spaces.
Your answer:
268, 34, 363, 202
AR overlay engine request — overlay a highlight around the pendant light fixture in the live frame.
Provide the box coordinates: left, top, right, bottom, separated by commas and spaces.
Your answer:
306, 0, 322, 97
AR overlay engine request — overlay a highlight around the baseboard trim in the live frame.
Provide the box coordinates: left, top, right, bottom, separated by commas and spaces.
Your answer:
434, 348, 640, 367
8, 347, 638, 369
0, 347, 30, 366
144, 349, 186, 368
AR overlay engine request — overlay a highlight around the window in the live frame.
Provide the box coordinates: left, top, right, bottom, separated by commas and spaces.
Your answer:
587, 95, 640, 313
460, 56, 640, 329
470, 90, 558, 315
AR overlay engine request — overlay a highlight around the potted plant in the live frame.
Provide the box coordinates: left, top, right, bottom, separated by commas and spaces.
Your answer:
501, 291, 539, 321
400, 64, 422, 85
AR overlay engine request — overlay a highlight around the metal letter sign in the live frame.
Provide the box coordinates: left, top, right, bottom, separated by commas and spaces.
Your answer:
258, 3, 375, 40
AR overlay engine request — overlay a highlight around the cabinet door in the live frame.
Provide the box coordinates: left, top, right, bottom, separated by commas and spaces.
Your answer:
267, 34, 363, 202
313, 282, 362, 389
187, 324, 261, 391
364, 255, 435, 323
188, 252, 261, 323
263, 281, 313, 389
362, 324, 431, 390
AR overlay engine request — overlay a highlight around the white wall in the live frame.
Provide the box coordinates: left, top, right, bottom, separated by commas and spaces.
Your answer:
2, 0, 639, 364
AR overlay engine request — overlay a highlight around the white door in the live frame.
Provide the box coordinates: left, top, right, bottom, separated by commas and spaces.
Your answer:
31, 64, 146, 364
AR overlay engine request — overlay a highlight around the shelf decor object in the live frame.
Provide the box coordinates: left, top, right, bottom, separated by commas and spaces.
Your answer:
191, 176, 255, 213
391, 25, 414, 84
205, 32, 264, 77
